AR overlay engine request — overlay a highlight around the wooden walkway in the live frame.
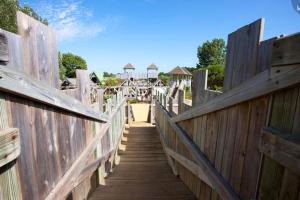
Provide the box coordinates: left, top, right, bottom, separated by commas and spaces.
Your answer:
89, 122, 195, 200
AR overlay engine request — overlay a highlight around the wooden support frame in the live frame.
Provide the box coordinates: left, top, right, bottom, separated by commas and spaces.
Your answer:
260, 127, 300, 176
45, 123, 110, 200
156, 101, 240, 200
0, 66, 109, 122
0, 128, 20, 168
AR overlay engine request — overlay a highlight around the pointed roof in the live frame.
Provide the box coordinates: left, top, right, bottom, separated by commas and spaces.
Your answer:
124, 63, 135, 70
169, 66, 192, 76
147, 63, 158, 70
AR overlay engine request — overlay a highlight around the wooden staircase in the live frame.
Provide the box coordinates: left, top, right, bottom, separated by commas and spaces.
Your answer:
89, 122, 195, 200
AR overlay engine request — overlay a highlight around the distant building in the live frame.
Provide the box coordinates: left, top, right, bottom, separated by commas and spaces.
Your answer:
147, 63, 158, 79
117, 63, 158, 80
123, 63, 135, 73
168, 66, 192, 88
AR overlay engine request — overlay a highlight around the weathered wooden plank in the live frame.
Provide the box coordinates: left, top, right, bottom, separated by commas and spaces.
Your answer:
156, 102, 240, 200
0, 95, 22, 200
0, 128, 20, 168
17, 11, 59, 88
156, 122, 178, 176
172, 64, 300, 123
0, 33, 9, 64
258, 87, 299, 199
256, 37, 277, 74
45, 123, 110, 200
165, 147, 213, 188
0, 66, 109, 122
240, 97, 268, 199
272, 33, 300, 67
260, 127, 300, 176
223, 19, 264, 91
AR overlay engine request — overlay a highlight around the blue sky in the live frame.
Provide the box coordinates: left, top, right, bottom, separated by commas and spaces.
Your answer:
20, 0, 300, 73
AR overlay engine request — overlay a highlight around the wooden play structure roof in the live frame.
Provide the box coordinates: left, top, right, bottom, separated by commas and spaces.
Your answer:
124, 63, 135, 70
169, 66, 192, 76
147, 63, 158, 70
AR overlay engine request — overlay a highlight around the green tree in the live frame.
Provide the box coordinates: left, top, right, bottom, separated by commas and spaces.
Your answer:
197, 38, 226, 68
103, 72, 116, 78
0, 1, 48, 33
204, 64, 224, 91
103, 77, 121, 86
158, 72, 170, 85
0, 0, 19, 33
61, 53, 87, 78
58, 52, 66, 80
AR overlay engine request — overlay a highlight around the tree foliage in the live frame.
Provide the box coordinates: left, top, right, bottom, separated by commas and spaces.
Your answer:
0, 0, 48, 33
158, 72, 170, 85
60, 53, 87, 78
204, 64, 224, 91
103, 72, 116, 78
103, 77, 121, 87
58, 52, 66, 80
197, 38, 226, 68
0, 0, 19, 33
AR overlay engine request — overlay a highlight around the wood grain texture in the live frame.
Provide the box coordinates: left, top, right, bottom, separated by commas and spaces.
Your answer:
156, 101, 240, 200
0, 66, 109, 122
272, 33, 300, 66
223, 19, 264, 91
260, 127, 300, 176
0, 95, 22, 200
0, 33, 9, 64
172, 64, 300, 123
17, 11, 59, 88
89, 122, 196, 200
0, 128, 20, 168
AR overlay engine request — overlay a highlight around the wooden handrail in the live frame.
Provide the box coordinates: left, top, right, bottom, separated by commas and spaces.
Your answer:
156, 101, 240, 200
0, 66, 109, 122
172, 65, 300, 123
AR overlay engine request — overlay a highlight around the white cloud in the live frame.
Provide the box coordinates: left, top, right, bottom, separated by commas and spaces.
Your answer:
36, 0, 105, 42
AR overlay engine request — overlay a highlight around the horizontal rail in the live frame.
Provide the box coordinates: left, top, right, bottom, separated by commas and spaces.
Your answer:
45, 123, 110, 200
156, 101, 240, 200
0, 66, 109, 122
172, 65, 300, 123
260, 127, 300, 176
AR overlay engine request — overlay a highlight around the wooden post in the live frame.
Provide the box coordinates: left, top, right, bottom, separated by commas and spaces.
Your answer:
178, 89, 185, 114
0, 95, 21, 200
192, 70, 208, 107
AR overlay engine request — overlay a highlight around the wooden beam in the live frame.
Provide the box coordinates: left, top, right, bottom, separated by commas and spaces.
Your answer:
155, 123, 178, 176
172, 65, 300, 123
0, 128, 20, 168
272, 33, 300, 67
0, 66, 109, 122
74, 149, 113, 187
0, 34, 8, 64
164, 147, 213, 188
157, 102, 240, 200
45, 123, 110, 200
260, 127, 300, 176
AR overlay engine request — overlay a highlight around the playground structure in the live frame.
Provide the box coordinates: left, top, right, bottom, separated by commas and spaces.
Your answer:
0, 12, 299, 200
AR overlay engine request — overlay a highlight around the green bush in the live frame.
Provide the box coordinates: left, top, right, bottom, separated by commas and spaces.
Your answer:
203, 64, 224, 91
103, 77, 122, 86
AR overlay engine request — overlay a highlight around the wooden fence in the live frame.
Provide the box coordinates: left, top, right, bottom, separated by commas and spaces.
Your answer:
155, 18, 300, 200
0, 12, 127, 200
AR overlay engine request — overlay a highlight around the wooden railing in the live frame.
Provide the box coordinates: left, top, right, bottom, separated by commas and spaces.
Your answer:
0, 11, 128, 200
155, 19, 300, 200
